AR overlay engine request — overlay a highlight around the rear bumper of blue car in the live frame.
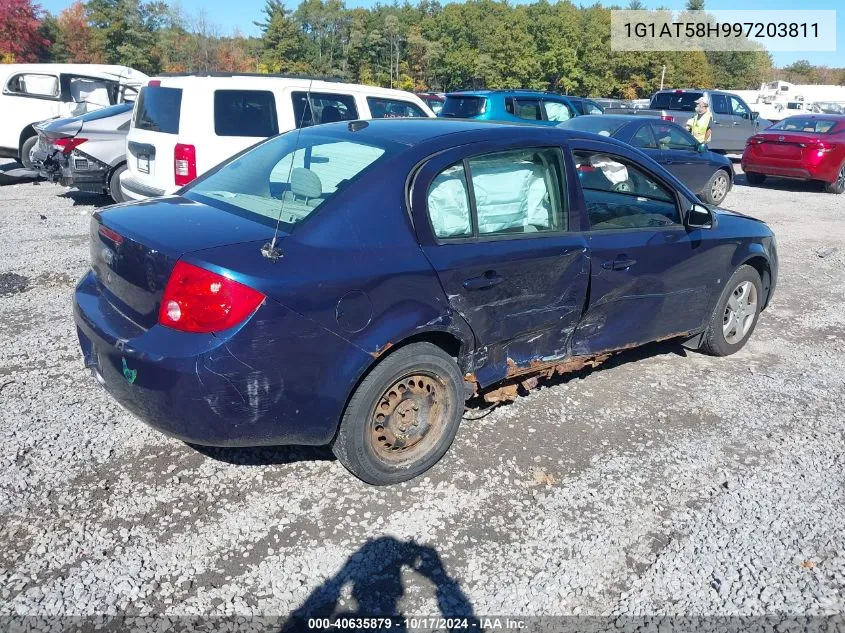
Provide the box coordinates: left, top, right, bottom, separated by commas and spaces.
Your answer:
74, 270, 371, 447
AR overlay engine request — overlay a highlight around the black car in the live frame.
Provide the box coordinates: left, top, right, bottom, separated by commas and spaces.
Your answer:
559, 115, 734, 205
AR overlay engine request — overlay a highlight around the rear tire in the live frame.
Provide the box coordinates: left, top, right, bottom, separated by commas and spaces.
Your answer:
824, 163, 845, 194
701, 169, 731, 205
332, 342, 464, 485
109, 164, 127, 203
745, 171, 766, 186
20, 136, 38, 169
700, 265, 763, 357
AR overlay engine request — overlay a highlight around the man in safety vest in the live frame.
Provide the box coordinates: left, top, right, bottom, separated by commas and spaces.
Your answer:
686, 97, 713, 145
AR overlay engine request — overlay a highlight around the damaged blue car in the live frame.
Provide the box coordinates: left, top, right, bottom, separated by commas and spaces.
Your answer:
73, 119, 777, 484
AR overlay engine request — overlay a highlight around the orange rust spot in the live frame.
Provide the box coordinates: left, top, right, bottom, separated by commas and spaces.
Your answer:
479, 353, 611, 404
370, 342, 394, 359
483, 383, 519, 404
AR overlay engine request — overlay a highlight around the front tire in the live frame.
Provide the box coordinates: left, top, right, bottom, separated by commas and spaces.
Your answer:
824, 163, 845, 194
701, 169, 731, 205
20, 136, 38, 169
332, 342, 464, 485
109, 164, 127, 203
745, 171, 766, 186
700, 265, 763, 357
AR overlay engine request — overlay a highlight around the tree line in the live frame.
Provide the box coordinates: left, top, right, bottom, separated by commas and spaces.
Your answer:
2, 0, 843, 98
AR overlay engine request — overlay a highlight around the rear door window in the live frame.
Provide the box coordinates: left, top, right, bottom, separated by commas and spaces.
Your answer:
631, 125, 657, 149
427, 148, 567, 239
711, 93, 730, 115
291, 92, 358, 127
469, 148, 567, 235
367, 97, 426, 118
650, 123, 697, 150
513, 98, 542, 121
133, 86, 182, 134
214, 90, 279, 137
542, 100, 574, 122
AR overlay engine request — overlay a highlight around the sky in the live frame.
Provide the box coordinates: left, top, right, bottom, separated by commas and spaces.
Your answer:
37, 0, 844, 68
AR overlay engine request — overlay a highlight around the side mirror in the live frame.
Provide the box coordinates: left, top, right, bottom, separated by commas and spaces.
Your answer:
697, 142, 707, 153
686, 203, 714, 229
751, 111, 759, 120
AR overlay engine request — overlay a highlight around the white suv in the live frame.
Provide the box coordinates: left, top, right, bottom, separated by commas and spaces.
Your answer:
121, 74, 436, 201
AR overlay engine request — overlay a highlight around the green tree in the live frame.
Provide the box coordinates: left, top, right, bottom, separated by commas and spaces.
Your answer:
85, 0, 167, 73
256, 0, 306, 73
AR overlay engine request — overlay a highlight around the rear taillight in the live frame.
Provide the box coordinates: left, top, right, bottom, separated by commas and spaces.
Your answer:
747, 136, 764, 145
53, 137, 88, 154
660, 115, 674, 122
98, 225, 124, 246
174, 143, 197, 187
809, 141, 836, 154
159, 261, 265, 333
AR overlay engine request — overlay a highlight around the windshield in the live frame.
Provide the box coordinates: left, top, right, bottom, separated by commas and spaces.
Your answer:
185, 130, 404, 231
558, 117, 628, 136
769, 117, 840, 134
441, 96, 487, 118
650, 91, 704, 112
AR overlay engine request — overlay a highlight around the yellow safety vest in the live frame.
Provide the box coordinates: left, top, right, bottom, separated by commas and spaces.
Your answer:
687, 111, 712, 143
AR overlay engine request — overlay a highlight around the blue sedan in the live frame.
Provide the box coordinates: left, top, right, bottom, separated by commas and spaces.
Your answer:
73, 119, 777, 484
559, 115, 735, 205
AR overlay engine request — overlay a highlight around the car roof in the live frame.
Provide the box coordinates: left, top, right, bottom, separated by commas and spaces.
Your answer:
0, 64, 147, 79
296, 117, 629, 148
446, 90, 562, 98
151, 75, 420, 100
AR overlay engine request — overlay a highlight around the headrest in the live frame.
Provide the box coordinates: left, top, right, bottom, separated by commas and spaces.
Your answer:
291, 168, 322, 199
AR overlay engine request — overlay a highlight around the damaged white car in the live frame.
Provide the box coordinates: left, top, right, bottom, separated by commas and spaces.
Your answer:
0, 64, 147, 168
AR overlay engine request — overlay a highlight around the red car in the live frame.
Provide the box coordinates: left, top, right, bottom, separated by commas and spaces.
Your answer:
742, 114, 845, 194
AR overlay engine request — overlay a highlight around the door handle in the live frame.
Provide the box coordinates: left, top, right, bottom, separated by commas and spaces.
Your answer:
602, 256, 637, 271
463, 270, 504, 290
732, 121, 740, 126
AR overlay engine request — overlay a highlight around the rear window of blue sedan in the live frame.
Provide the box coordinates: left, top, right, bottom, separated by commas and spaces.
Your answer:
185, 130, 404, 231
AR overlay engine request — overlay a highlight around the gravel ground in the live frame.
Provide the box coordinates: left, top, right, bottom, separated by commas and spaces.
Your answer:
1, 161, 843, 627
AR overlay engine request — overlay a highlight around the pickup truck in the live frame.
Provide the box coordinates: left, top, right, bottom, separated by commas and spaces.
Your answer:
605, 89, 771, 153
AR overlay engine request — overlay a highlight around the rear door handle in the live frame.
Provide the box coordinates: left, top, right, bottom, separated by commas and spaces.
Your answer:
463, 271, 504, 290
602, 257, 637, 271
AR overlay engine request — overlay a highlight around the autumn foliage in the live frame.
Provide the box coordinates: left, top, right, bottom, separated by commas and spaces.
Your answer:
0, 0, 49, 62
57, 1, 104, 63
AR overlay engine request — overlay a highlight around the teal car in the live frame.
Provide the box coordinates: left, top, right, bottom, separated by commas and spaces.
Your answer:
440, 90, 602, 125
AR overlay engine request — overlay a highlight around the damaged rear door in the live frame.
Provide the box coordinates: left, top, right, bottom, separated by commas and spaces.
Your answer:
410, 141, 589, 387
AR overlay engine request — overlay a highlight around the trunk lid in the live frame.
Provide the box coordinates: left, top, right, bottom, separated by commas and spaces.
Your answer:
754, 131, 822, 161
90, 197, 277, 328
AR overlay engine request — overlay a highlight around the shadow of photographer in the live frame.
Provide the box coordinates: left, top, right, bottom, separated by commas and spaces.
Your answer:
280, 536, 479, 633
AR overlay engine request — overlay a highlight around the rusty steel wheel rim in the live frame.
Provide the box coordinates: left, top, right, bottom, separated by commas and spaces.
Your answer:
371, 372, 450, 463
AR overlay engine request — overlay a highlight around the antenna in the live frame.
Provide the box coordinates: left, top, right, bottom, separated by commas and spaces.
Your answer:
262, 78, 315, 262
